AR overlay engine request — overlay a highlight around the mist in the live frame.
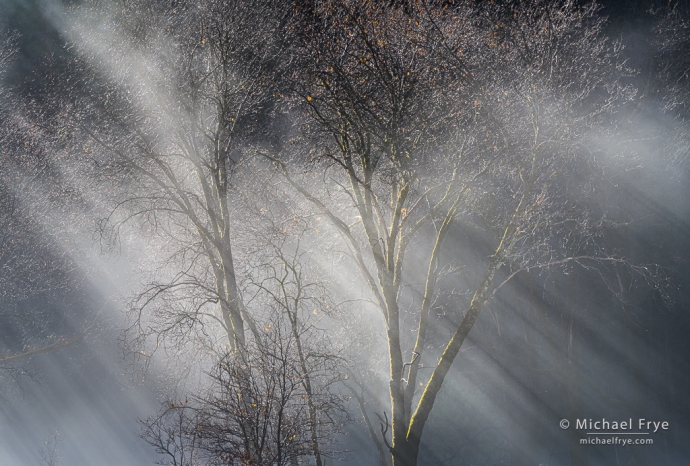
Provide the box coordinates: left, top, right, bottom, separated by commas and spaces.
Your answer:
1, 1, 690, 465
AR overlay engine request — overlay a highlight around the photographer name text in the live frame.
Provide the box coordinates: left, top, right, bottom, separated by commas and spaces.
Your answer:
576, 418, 668, 433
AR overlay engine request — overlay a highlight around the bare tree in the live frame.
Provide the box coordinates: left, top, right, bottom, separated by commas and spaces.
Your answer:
246, 232, 347, 466
140, 403, 203, 466
60, 0, 291, 354
268, 1, 643, 464
141, 320, 344, 466
43, 1, 670, 464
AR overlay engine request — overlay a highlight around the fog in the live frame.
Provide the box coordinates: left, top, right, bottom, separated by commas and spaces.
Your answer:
1, 1, 690, 465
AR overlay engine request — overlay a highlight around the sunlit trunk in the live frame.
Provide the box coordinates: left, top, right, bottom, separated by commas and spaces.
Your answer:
403, 193, 528, 464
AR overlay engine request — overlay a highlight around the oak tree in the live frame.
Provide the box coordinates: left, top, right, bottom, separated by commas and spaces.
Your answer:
273, 1, 636, 464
